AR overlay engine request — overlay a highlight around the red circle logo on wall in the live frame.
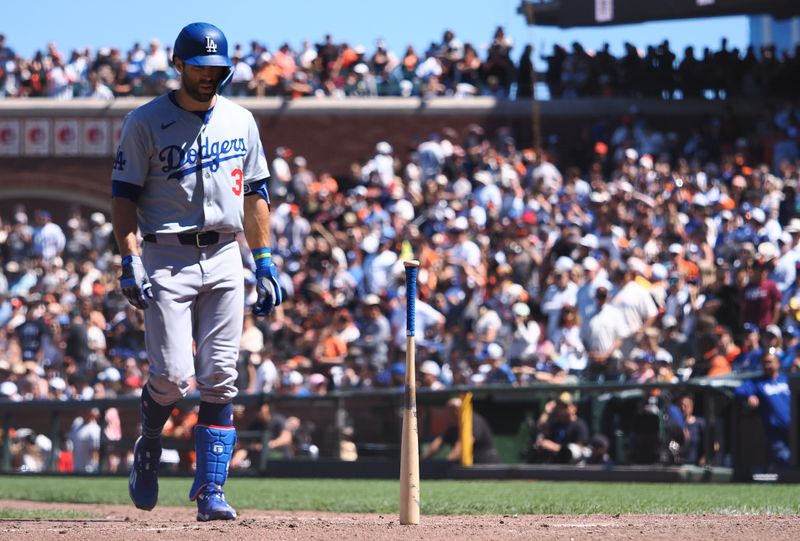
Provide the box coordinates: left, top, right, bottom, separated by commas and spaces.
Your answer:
87, 127, 102, 144
0, 128, 14, 144
28, 127, 44, 144
58, 126, 74, 144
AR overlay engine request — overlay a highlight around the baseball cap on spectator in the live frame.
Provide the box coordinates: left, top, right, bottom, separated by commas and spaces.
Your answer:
624, 148, 639, 161
451, 216, 469, 232
49, 377, 66, 391
651, 263, 668, 281
589, 191, 610, 204
308, 373, 327, 387
591, 278, 613, 298
557, 391, 573, 405
719, 209, 734, 222
750, 207, 766, 224
287, 370, 304, 386
765, 324, 782, 339
486, 342, 504, 359
473, 171, 493, 185
98, 367, 121, 383
554, 256, 574, 273
512, 302, 531, 318
90, 212, 106, 226
420, 360, 441, 377
582, 256, 599, 272
668, 243, 683, 255
743, 322, 759, 335
119, 372, 140, 388
580, 234, 599, 250
0, 381, 17, 397
594, 141, 608, 155
627, 257, 646, 275
785, 219, 800, 234
361, 234, 379, 254
757, 242, 778, 263
364, 294, 381, 307
662, 315, 678, 329
692, 193, 709, 207
375, 141, 393, 155
654, 350, 673, 364
390, 362, 406, 377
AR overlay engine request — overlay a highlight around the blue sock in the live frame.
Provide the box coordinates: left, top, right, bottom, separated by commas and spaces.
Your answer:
198, 401, 233, 427
140, 384, 175, 449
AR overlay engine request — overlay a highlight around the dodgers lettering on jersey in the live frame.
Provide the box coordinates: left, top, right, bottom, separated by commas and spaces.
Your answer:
159, 136, 247, 180
112, 94, 269, 235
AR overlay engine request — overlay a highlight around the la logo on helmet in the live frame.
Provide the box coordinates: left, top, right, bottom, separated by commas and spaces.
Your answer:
205, 36, 217, 53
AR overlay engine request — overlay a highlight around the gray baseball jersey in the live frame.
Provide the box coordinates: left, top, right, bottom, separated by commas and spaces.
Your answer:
113, 93, 269, 405
113, 93, 269, 235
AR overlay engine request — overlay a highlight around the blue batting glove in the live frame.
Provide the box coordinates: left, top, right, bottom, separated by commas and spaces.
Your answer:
252, 248, 283, 316
120, 254, 153, 309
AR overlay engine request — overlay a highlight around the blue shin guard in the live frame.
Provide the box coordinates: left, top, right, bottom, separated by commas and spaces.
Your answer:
190, 425, 237, 521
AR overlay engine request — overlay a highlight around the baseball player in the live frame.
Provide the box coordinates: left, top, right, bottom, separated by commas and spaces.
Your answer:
111, 22, 282, 521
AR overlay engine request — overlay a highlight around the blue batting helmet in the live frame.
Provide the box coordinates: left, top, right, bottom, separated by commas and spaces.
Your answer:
173, 22, 232, 68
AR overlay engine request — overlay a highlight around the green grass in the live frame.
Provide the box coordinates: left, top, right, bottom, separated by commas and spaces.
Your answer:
0, 508, 95, 520
1, 477, 800, 515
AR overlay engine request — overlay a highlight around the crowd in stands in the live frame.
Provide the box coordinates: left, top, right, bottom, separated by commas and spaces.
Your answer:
2, 79, 800, 470
1, 30, 799, 100
1, 106, 799, 392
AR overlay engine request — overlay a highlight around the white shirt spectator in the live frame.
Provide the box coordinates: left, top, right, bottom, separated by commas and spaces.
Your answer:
32, 222, 66, 263
70, 414, 101, 473
541, 280, 578, 342
584, 303, 630, 355
611, 280, 658, 335
506, 319, 540, 363
367, 248, 398, 295
252, 357, 278, 393
391, 299, 444, 350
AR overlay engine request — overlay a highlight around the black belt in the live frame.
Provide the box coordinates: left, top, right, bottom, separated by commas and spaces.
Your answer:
143, 231, 229, 247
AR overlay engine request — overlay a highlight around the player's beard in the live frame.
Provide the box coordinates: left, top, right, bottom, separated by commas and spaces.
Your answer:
182, 72, 223, 103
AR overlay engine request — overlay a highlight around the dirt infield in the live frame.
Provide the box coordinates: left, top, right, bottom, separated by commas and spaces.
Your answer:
0, 499, 798, 540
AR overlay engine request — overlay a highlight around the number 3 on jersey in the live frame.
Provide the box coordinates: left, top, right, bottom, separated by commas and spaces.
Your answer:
231, 168, 243, 196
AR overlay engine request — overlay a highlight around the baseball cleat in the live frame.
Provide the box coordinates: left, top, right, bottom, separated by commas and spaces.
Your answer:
129, 436, 161, 511
196, 483, 237, 521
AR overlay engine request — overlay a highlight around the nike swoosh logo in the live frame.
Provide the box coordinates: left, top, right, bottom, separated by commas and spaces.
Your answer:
160, 121, 176, 130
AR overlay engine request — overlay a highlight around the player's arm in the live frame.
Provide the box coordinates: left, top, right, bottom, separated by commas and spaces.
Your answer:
267, 428, 293, 449
243, 195, 271, 250
243, 111, 282, 315
244, 188, 283, 315
111, 196, 140, 258
421, 435, 444, 460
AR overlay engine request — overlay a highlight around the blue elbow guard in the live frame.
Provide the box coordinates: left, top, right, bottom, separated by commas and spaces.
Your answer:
189, 425, 237, 501
244, 178, 270, 204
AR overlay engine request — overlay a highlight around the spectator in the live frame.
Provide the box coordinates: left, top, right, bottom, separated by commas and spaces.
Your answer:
421, 397, 499, 464
584, 281, 629, 381
528, 392, 590, 464
69, 408, 101, 473
352, 294, 391, 369
734, 348, 791, 470
666, 393, 708, 465
231, 402, 294, 469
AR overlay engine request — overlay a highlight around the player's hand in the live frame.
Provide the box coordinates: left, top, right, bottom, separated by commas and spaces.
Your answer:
120, 254, 153, 309
254, 258, 283, 316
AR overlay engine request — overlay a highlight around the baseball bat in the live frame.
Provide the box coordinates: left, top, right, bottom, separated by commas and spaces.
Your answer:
400, 259, 420, 525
